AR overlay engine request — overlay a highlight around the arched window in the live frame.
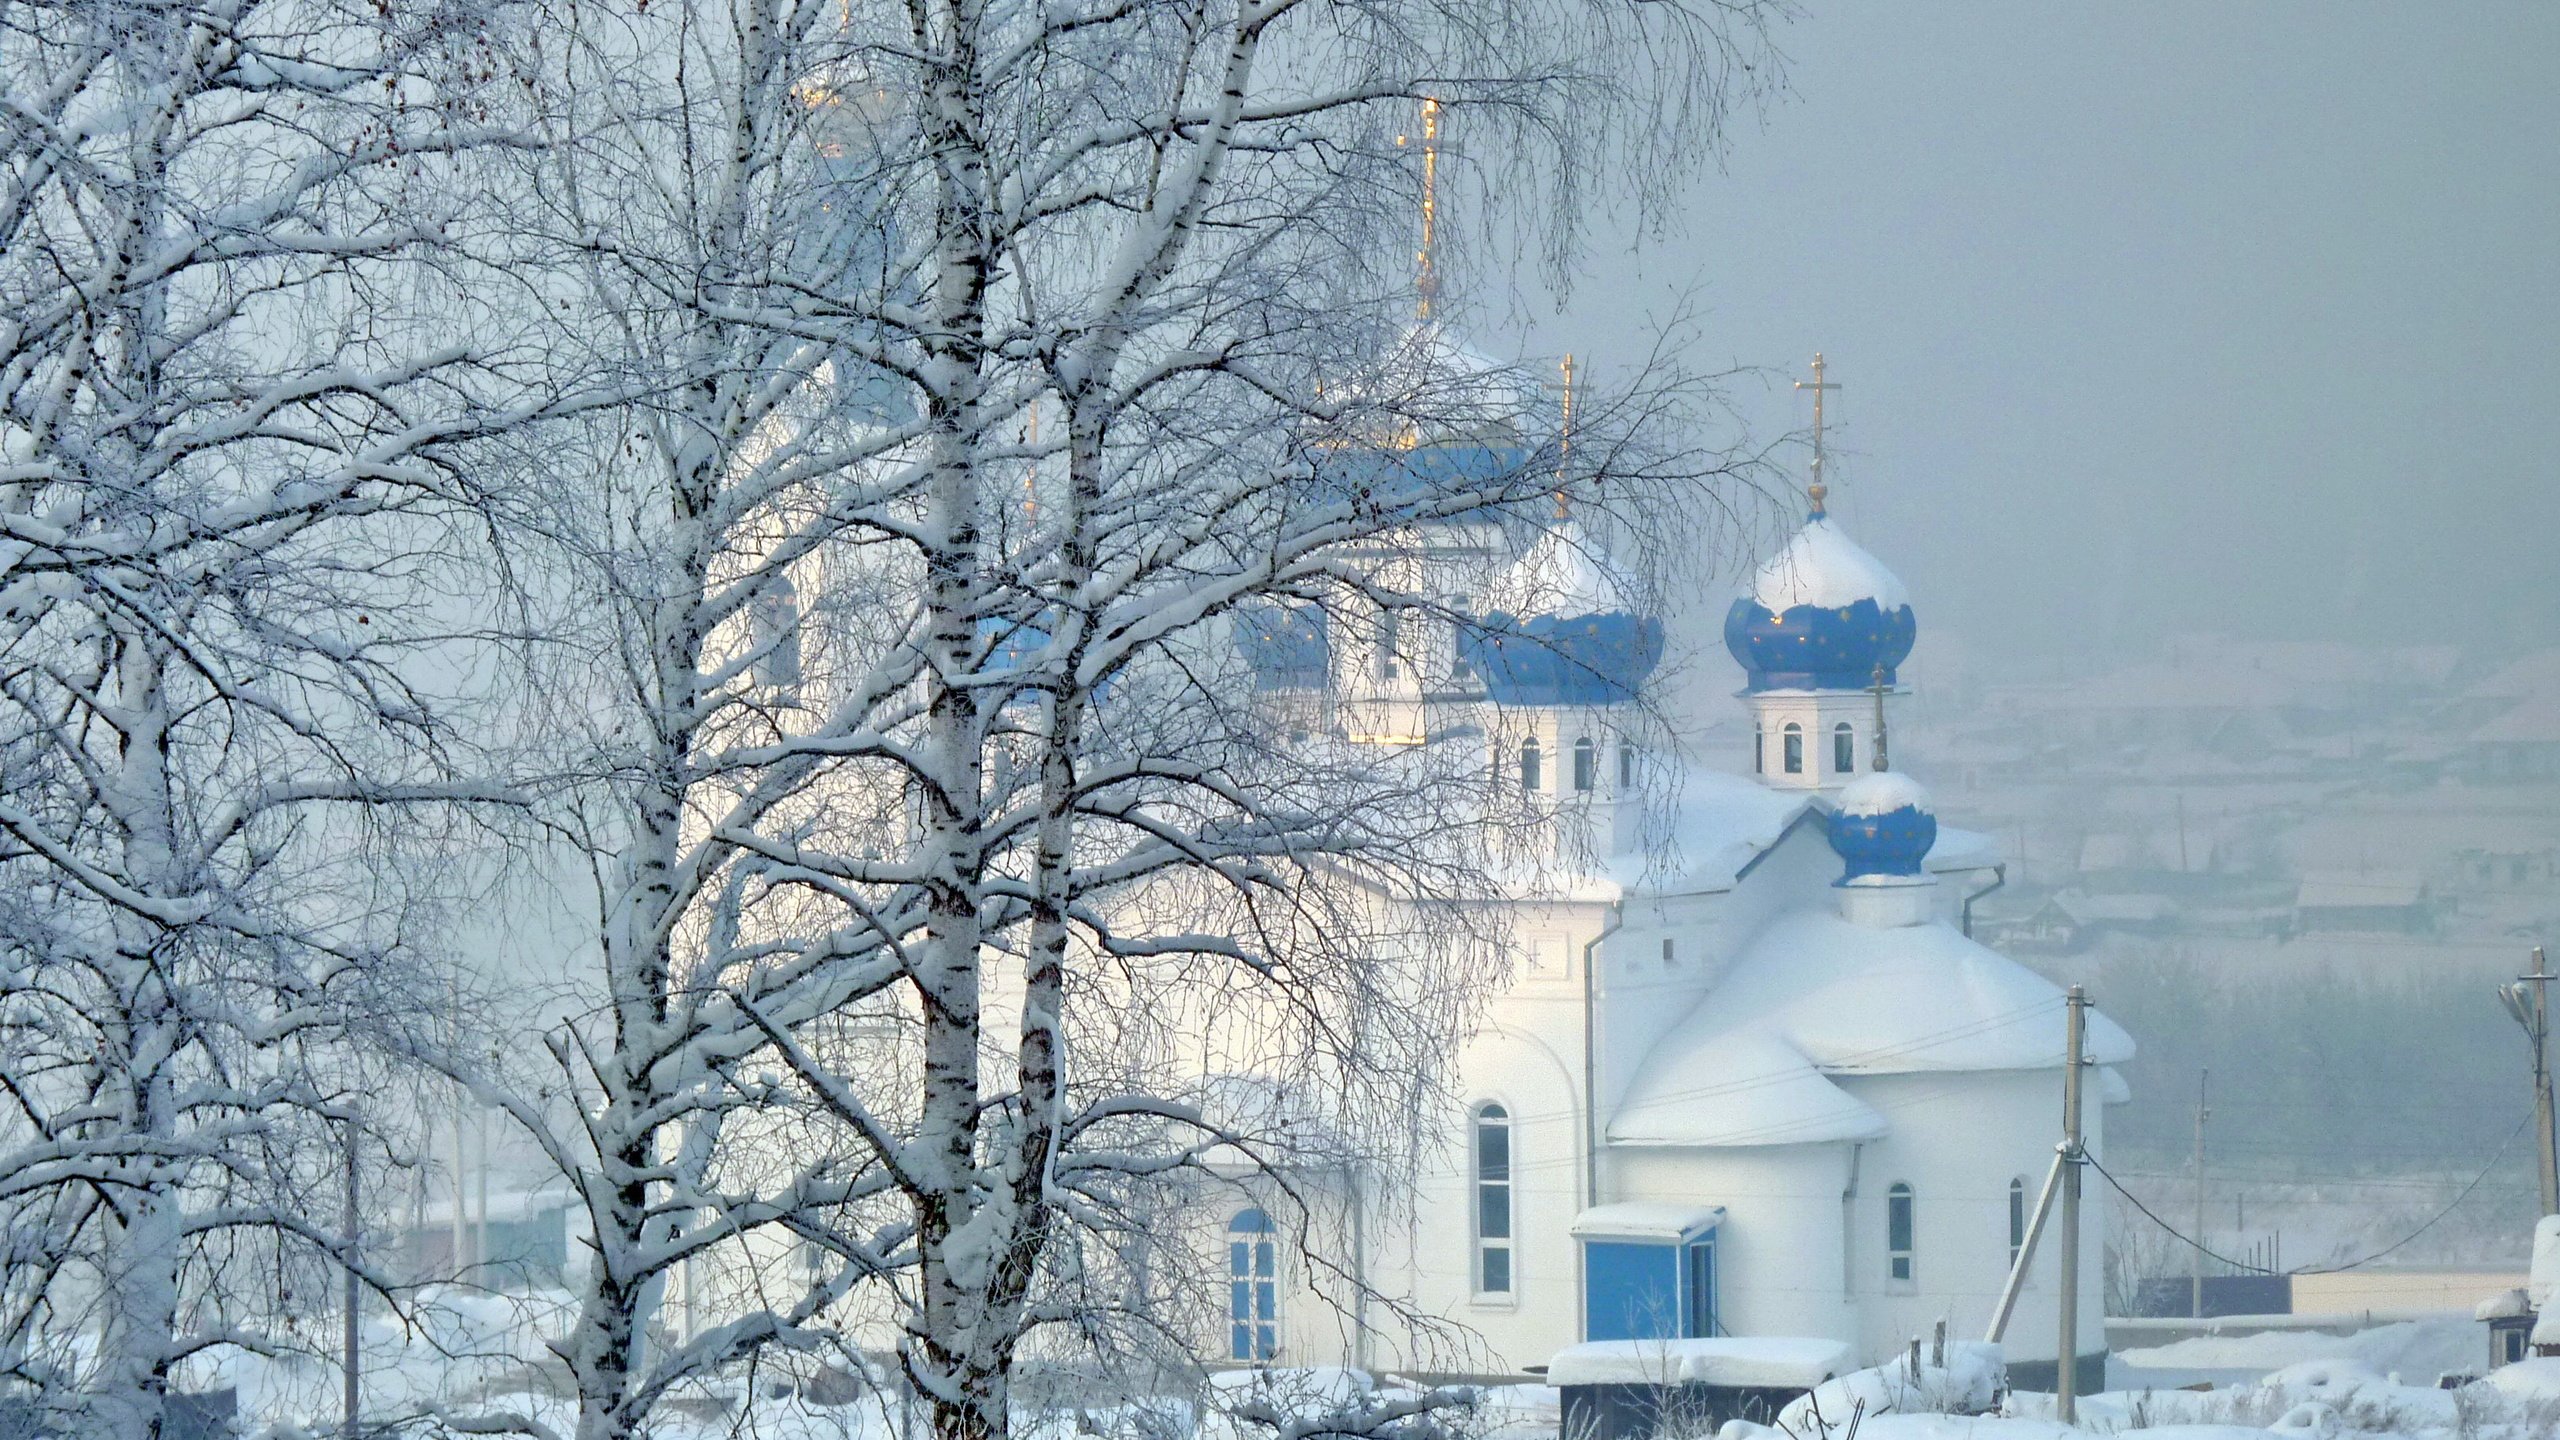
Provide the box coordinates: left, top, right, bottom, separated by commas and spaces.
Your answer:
1572, 737, 1597, 793
1519, 737, 1542, 793
1886, 1182, 1915, 1282
1833, 722, 1856, 774
1228, 1208, 1278, 1360
1752, 726, 1765, 774
2008, 1177, 2028, 1265
1376, 610, 1401, 681
1782, 722, 1804, 775
1473, 1105, 1513, 1294
1619, 742, 1637, 788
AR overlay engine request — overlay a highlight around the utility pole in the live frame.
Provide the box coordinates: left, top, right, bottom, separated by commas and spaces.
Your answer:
2191, 1069, 2210, 1319
2499, 949, 2559, 1215
2057, 985, 2088, 1424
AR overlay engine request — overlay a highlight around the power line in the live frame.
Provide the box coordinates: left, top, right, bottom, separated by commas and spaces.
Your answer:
2086, 1111, 2531, 1277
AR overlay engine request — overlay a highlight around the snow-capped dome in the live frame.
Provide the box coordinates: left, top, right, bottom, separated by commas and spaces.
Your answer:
1460, 520, 1664, 707
1828, 772, 1936, 882
1374, 321, 1546, 437
1721, 516, 1918, 692
1483, 518, 1635, 616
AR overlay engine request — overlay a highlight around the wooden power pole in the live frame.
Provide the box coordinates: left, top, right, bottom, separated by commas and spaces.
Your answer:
2191, 1068, 2209, 1319
2058, 985, 2088, 1423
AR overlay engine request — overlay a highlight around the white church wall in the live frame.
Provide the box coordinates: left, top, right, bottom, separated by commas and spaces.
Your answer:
1399, 1018, 1591, 1373
1610, 1144, 1857, 1344
1832, 1069, 2103, 1368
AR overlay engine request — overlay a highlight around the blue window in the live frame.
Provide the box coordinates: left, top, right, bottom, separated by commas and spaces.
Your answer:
1573, 737, 1597, 793
1475, 1105, 1512, 1293
1833, 722, 1855, 774
1228, 1208, 1277, 1360
1519, 737, 1542, 793
1782, 722, 1804, 775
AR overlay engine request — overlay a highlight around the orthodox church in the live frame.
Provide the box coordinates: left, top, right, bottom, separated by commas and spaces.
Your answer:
1221, 349, 2135, 1392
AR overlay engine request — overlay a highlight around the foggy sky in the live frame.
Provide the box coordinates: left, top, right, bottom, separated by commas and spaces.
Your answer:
1505, 1, 2560, 666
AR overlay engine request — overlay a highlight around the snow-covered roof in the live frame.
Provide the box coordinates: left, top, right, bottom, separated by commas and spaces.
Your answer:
1506, 765, 1998, 907
1547, 1337, 1851, 1390
2473, 701, 2560, 746
1569, 1202, 1725, 1242
2478, 1286, 2532, 1321
1748, 518, 1910, 613
1609, 1029, 1888, 1147
2295, 873, 2429, 909
1610, 908, 2134, 1149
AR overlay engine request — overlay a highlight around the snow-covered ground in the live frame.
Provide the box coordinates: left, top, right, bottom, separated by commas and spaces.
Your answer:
182, 1305, 2560, 1440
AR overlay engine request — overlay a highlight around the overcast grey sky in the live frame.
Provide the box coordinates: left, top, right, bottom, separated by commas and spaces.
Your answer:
1505, 1, 2560, 666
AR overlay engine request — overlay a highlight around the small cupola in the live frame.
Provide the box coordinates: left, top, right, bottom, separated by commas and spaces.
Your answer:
1828, 771, 1939, 927
1721, 515, 1917, 693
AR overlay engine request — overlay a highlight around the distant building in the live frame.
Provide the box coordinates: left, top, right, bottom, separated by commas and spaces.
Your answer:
2469, 701, 2560, 782
2293, 873, 2437, 935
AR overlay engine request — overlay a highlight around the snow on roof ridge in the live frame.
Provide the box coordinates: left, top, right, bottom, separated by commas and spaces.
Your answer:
1749, 517, 1911, 613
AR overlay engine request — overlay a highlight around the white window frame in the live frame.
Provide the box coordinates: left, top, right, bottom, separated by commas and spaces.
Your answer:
1473, 1104, 1513, 1298
1228, 1208, 1278, 1361
1886, 1182, 1915, 1284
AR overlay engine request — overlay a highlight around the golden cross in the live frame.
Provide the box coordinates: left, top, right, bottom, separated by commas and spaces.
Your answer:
1869, 660, 1891, 772
1417, 97, 1442, 319
1795, 352, 1839, 516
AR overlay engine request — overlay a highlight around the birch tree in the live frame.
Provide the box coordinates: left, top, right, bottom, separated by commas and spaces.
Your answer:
484, 1, 1772, 1438
0, 2, 535, 1435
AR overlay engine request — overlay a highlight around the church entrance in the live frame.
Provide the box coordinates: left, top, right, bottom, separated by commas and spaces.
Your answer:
1572, 1203, 1723, 1341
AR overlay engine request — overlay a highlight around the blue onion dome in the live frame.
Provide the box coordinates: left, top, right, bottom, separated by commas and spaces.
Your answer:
1828, 772, 1939, 882
1722, 516, 1917, 692
1236, 602, 1330, 690
1306, 323, 1543, 515
1460, 519, 1665, 706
